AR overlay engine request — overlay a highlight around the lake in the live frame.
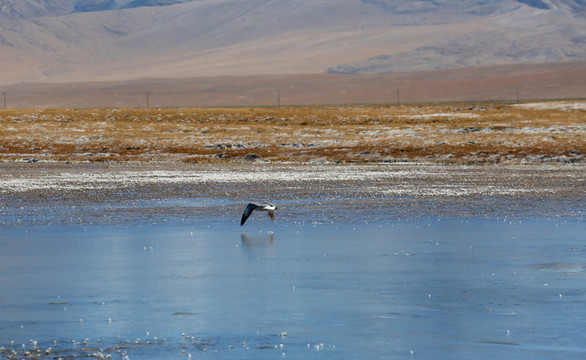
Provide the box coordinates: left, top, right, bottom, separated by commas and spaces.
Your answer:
1, 214, 584, 359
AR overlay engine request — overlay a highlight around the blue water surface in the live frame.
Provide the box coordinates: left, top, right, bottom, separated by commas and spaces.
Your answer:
0, 217, 584, 359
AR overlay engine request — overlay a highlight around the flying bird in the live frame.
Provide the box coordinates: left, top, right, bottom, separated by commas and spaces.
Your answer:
240, 202, 277, 226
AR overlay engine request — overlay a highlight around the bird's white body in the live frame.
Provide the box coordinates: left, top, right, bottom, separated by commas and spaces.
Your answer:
258, 204, 277, 212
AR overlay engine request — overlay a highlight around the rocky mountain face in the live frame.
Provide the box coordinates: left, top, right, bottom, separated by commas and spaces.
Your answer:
0, 0, 196, 17
361, 0, 586, 13
0, 0, 585, 84
0, 0, 70, 18
4, 0, 583, 18
73, 0, 194, 13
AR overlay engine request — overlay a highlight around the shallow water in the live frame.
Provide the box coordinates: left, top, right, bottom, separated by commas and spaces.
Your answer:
1, 217, 585, 359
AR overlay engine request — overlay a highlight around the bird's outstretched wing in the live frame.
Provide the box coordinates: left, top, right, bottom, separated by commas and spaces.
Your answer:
241, 203, 259, 226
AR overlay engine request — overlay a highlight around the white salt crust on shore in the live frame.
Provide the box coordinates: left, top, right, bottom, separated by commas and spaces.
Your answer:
1, 164, 581, 198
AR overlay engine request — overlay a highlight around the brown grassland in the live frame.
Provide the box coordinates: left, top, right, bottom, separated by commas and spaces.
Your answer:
0, 101, 584, 164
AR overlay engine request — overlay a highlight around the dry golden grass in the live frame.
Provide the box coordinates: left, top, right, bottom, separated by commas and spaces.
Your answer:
1, 102, 584, 164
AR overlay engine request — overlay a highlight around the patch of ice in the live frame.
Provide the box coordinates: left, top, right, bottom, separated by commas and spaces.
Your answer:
0, 165, 431, 193
380, 184, 537, 197
512, 126, 586, 134
398, 113, 480, 119
513, 102, 586, 111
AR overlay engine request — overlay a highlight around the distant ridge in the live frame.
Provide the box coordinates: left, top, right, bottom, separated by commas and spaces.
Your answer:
73, 0, 187, 13
0, 0, 585, 85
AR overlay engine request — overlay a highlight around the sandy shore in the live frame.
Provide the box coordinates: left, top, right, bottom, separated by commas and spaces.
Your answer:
0, 162, 583, 226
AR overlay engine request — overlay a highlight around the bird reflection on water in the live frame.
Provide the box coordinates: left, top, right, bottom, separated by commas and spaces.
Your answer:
240, 232, 275, 247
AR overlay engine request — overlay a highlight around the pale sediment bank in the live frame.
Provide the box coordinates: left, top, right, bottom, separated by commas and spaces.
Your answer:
0, 162, 583, 226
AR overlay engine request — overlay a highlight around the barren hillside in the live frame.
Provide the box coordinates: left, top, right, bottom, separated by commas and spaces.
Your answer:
1, 0, 586, 85
2, 61, 585, 108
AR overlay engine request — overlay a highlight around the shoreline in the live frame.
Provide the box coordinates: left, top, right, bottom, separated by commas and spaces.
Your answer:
1, 162, 583, 226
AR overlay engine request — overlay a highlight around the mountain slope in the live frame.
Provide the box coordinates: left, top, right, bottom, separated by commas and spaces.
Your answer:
1, 0, 585, 84
0, 0, 197, 17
